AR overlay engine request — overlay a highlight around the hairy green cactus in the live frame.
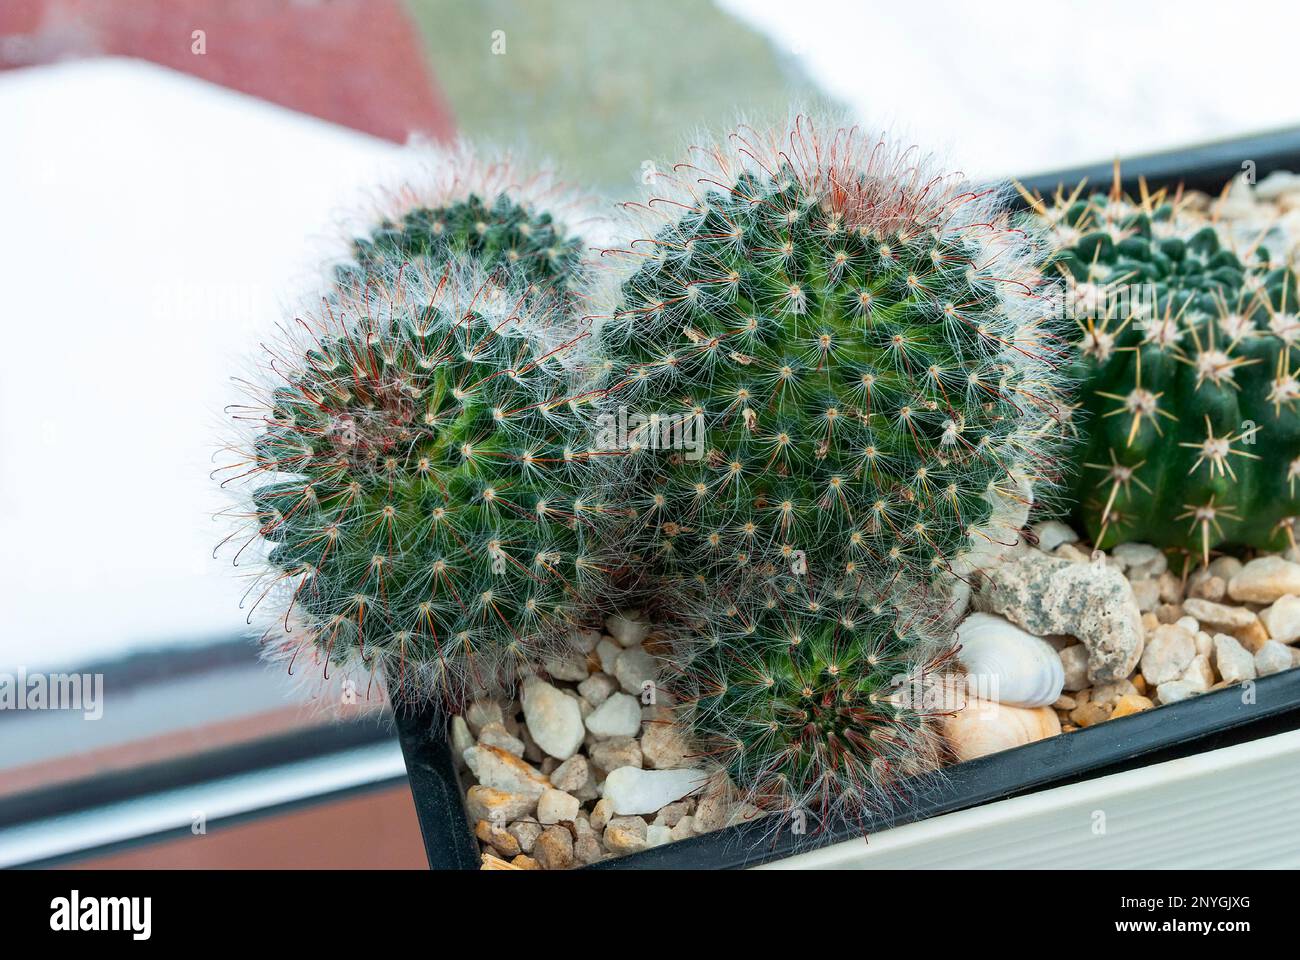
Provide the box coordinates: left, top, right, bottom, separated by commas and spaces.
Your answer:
597, 118, 1067, 602
1034, 180, 1300, 561
221, 259, 609, 706
669, 585, 951, 825
339, 193, 584, 294
335, 145, 590, 296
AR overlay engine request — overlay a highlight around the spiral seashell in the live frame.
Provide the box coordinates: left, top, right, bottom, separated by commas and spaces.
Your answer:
955, 612, 1065, 708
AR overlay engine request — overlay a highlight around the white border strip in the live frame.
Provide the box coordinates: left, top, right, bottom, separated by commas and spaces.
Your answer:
761, 729, 1300, 869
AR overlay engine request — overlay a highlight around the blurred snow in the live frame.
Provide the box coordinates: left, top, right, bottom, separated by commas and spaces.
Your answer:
722, 0, 1300, 178
0, 58, 405, 672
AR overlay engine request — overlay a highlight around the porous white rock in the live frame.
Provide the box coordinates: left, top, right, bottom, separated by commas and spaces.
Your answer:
521, 677, 585, 761
569, 627, 602, 653
507, 820, 542, 854
602, 766, 710, 816
1256, 170, 1300, 199
641, 711, 695, 769
1209, 556, 1244, 581
584, 692, 642, 739
669, 816, 696, 842
464, 699, 504, 737
652, 800, 692, 828
535, 825, 574, 869
548, 755, 590, 794
588, 736, 642, 772
1131, 578, 1160, 613
976, 554, 1144, 683
1159, 572, 1186, 604
589, 797, 613, 832
602, 815, 648, 854
1058, 644, 1090, 692
1090, 678, 1137, 706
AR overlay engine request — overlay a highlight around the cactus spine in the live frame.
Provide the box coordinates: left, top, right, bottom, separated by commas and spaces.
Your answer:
1032, 177, 1300, 562
597, 117, 1066, 602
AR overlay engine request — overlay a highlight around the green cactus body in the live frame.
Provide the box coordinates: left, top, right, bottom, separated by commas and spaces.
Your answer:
1039, 187, 1300, 560
673, 588, 950, 822
599, 120, 1064, 600
230, 261, 607, 705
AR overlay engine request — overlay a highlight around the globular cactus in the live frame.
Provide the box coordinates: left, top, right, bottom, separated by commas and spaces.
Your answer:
596, 117, 1067, 603
670, 585, 952, 827
1030, 178, 1300, 562
335, 144, 592, 298
220, 258, 610, 706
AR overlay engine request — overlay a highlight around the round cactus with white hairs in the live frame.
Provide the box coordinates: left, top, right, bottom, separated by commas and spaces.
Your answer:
595, 116, 1068, 604
221, 257, 610, 706
667, 582, 952, 828
335, 142, 595, 299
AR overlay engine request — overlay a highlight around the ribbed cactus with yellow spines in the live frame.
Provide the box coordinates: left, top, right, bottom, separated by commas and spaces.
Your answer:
1031, 177, 1300, 562
597, 118, 1068, 602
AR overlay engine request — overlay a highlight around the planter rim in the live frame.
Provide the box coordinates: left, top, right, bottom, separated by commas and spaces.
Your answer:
1013, 123, 1300, 198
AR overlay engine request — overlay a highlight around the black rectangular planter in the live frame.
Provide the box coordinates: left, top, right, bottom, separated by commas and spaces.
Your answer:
396, 669, 1300, 869
394, 128, 1300, 870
